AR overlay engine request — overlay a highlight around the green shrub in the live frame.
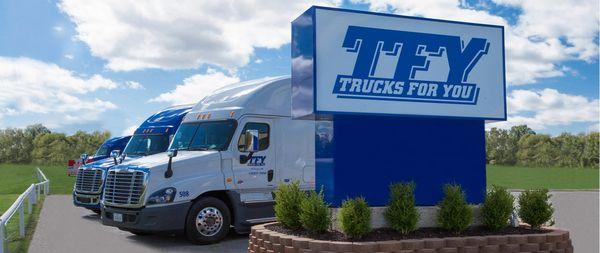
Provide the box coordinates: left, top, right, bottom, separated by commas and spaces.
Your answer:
481, 185, 514, 231
299, 190, 331, 233
437, 184, 472, 234
339, 197, 371, 239
518, 189, 554, 230
274, 181, 304, 228
384, 182, 420, 234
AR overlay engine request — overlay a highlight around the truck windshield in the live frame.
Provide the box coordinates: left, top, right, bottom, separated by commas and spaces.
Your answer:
123, 134, 170, 156
95, 146, 109, 156
170, 120, 237, 151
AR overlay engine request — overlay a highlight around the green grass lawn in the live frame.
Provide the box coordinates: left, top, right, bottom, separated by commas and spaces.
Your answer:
0, 164, 70, 253
487, 165, 599, 189
0, 164, 74, 200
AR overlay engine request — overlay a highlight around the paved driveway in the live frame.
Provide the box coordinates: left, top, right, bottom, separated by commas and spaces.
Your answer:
512, 190, 599, 253
29, 191, 598, 253
28, 195, 247, 253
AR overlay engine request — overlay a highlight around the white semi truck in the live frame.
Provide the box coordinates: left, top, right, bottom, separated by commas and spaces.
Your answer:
101, 77, 315, 244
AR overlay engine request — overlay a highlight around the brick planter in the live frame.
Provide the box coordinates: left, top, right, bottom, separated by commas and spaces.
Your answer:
247, 223, 573, 253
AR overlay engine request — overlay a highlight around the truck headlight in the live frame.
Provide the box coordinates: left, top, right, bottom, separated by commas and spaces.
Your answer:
146, 187, 177, 205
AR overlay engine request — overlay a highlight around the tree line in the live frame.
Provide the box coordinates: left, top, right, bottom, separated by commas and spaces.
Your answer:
0, 124, 110, 165
486, 125, 599, 168
0, 124, 598, 167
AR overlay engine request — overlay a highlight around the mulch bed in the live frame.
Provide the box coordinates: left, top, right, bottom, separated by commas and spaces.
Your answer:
265, 223, 551, 242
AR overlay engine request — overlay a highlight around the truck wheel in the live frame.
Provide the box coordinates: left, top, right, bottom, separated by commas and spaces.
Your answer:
185, 197, 231, 244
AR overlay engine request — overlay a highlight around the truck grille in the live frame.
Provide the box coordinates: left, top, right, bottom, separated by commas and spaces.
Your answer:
75, 168, 103, 193
103, 170, 147, 207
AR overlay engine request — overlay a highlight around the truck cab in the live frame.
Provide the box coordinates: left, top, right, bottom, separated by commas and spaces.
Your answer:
101, 77, 315, 244
72, 104, 192, 213
67, 136, 131, 176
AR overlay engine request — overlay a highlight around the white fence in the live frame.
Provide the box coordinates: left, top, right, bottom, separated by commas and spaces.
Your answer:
0, 168, 49, 253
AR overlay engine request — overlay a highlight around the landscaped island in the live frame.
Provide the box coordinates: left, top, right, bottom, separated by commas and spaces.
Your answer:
248, 182, 573, 253
249, 224, 572, 253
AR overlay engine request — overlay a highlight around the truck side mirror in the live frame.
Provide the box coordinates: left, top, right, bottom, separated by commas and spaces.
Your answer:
80, 153, 88, 165
165, 149, 177, 178
110, 150, 121, 165
239, 129, 259, 164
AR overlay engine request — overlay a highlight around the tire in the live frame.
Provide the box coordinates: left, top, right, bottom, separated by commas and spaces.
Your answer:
92, 209, 101, 215
185, 197, 231, 245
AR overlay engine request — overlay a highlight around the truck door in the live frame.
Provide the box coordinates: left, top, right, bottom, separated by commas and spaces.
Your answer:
232, 118, 276, 195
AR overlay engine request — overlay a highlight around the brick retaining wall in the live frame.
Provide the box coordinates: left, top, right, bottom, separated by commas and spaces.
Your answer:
247, 223, 573, 253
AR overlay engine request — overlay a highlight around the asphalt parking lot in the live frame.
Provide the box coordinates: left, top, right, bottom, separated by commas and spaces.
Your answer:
29, 191, 599, 253
28, 195, 248, 253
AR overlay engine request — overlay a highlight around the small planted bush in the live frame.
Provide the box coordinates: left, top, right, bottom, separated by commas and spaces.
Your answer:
481, 185, 515, 231
274, 181, 304, 229
518, 189, 554, 230
339, 197, 371, 239
437, 184, 472, 234
299, 190, 331, 233
384, 182, 420, 234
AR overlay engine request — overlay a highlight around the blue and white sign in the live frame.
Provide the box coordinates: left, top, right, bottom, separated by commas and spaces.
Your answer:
292, 7, 506, 120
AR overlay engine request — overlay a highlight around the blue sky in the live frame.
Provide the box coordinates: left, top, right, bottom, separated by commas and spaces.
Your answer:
0, 0, 598, 136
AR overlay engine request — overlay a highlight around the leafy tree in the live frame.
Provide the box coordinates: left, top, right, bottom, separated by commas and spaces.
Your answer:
486, 128, 516, 165
517, 134, 559, 167
554, 133, 585, 167
582, 132, 599, 167
32, 133, 70, 164
0, 128, 24, 163
67, 130, 110, 159
509, 125, 535, 141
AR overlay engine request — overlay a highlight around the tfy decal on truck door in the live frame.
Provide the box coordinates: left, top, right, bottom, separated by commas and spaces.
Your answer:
332, 26, 489, 105
247, 156, 266, 166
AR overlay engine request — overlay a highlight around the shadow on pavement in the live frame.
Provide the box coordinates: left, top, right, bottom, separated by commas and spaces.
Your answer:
124, 231, 249, 252
80, 212, 249, 251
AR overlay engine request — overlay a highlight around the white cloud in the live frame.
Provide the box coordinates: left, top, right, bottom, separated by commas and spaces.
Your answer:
64, 54, 74, 60
353, 0, 598, 85
150, 68, 240, 105
125, 81, 144, 90
59, 0, 341, 71
588, 123, 600, 133
0, 57, 118, 126
53, 25, 64, 32
487, 88, 599, 130
121, 124, 138, 136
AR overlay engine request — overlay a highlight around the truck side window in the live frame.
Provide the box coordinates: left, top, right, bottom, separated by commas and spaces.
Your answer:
238, 122, 269, 151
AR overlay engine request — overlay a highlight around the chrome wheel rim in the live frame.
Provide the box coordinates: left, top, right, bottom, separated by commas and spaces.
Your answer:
195, 207, 223, 237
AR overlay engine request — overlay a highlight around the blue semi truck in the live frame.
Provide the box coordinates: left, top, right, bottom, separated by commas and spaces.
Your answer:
67, 136, 131, 176
72, 104, 192, 213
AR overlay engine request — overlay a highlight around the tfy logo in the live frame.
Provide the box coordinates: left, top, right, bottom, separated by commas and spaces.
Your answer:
332, 26, 490, 105
247, 156, 266, 166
